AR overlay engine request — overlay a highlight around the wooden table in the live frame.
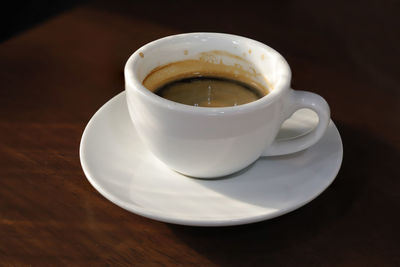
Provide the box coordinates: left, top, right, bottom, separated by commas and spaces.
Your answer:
1, 0, 399, 265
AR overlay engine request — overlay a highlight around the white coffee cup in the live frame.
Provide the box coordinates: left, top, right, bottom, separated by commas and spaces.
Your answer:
125, 33, 330, 178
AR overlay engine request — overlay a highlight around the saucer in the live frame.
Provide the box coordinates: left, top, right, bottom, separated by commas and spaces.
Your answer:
80, 92, 343, 227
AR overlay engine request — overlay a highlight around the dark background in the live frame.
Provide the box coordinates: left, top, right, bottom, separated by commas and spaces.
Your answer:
0, 0, 84, 42
2, 0, 399, 97
1, 0, 399, 266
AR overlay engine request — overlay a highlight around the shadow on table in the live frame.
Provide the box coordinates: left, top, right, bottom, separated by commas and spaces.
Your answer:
167, 122, 400, 266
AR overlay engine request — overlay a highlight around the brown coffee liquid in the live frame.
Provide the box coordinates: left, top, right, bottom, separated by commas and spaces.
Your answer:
154, 76, 266, 107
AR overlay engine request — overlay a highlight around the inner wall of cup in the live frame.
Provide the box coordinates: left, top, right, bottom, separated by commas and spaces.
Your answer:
133, 34, 288, 95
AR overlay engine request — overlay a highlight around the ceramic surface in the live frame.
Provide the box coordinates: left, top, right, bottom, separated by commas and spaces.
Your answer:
125, 33, 330, 178
125, 33, 331, 177
80, 92, 343, 227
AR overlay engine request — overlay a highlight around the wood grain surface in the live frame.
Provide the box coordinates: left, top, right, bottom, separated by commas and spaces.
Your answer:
1, 0, 399, 266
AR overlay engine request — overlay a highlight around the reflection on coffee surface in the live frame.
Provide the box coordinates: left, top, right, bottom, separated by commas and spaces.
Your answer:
154, 76, 265, 107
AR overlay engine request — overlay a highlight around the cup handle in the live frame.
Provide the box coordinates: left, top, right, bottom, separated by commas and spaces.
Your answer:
262, 89, 331, 156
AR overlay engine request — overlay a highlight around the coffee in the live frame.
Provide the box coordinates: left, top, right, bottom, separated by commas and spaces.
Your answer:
154, 76, 265, 107
141, 51, 271, 107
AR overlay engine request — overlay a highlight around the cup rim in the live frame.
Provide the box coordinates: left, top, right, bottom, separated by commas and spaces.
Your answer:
125, 32, 292, 115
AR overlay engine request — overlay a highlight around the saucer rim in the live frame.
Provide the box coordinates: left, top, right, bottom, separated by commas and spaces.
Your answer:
80, 92, 343, 227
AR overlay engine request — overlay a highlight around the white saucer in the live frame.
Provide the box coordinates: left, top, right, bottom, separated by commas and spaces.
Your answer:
80, 92, 343, 227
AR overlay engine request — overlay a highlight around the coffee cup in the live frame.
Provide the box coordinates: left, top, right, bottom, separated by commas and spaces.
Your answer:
125, 33, 330, 178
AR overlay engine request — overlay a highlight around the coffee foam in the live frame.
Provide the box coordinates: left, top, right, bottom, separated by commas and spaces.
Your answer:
142, 50, 271, 95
